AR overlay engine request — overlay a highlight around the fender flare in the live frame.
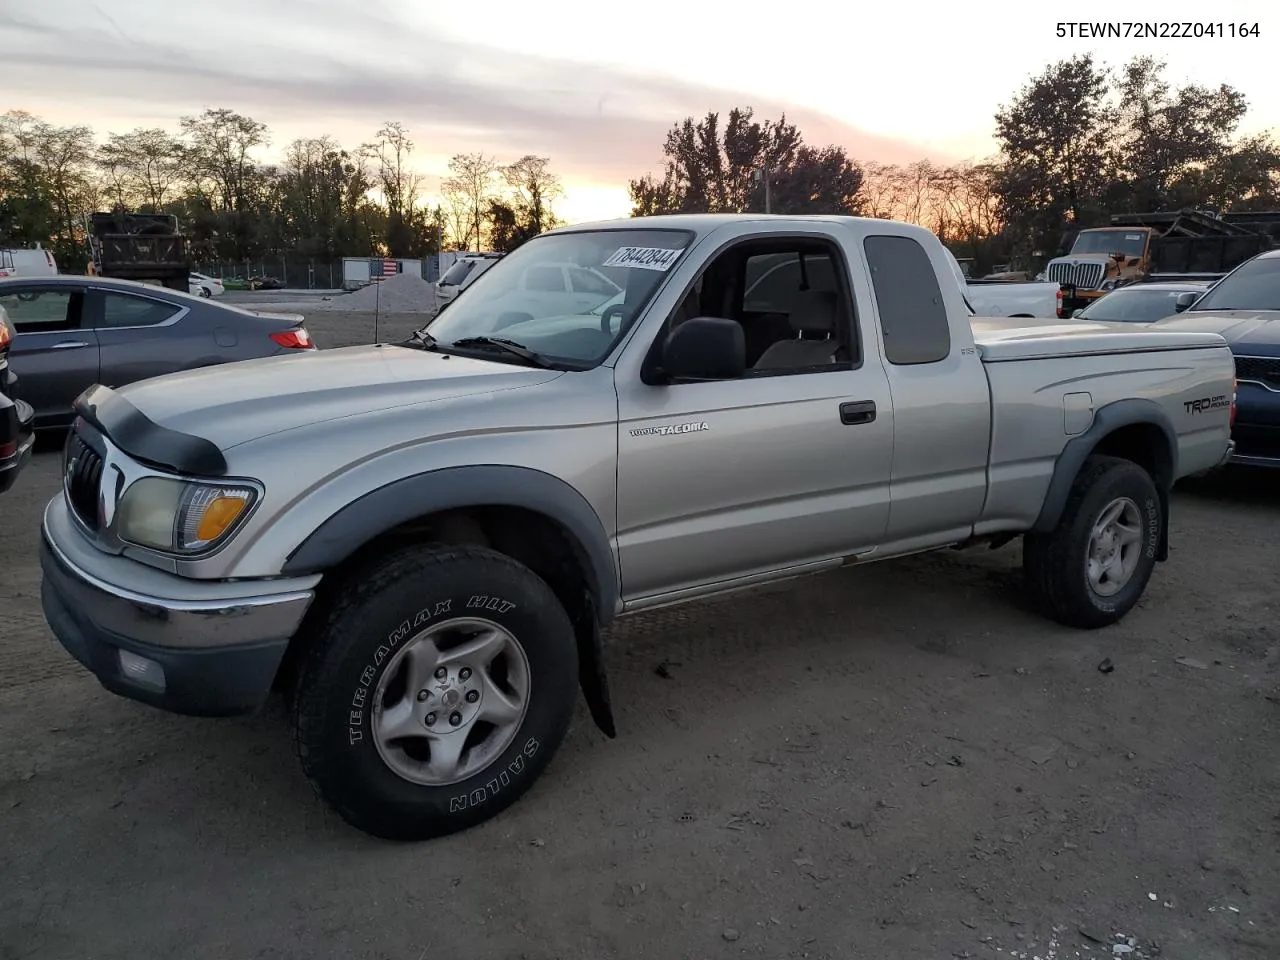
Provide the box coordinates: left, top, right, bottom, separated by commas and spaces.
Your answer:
1031, 398, 1178, 559
281, 463, 620, 619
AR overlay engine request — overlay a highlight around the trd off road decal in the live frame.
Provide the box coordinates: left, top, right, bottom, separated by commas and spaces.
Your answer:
1183, 395, 1230, 414
601, 246, 686, 272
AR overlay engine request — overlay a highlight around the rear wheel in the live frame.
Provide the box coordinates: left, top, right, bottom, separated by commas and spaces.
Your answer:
292, 544, 579, 840
1023, 455, 1161, 629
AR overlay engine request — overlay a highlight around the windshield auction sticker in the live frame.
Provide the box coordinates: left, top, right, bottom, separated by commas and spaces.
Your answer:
602, 246, 686, 272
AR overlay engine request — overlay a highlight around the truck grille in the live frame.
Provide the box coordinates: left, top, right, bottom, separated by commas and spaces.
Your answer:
1235, 356, 1280, 391
64, 431, 104, 530
1046, 261, 1105, 290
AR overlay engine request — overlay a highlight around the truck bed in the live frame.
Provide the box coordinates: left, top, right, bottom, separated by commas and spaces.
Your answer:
970, 316, 1226, 362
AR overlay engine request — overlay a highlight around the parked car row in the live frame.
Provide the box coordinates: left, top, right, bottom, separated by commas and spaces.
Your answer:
0, 276, 316, 445
1073, 250, 1280, 467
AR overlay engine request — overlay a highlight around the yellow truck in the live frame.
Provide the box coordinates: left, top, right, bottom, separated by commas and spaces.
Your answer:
1047, 209, 1280, 314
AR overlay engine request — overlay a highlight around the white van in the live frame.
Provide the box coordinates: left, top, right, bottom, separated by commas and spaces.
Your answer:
2, 246, 58, 278
435, 253, 502, 306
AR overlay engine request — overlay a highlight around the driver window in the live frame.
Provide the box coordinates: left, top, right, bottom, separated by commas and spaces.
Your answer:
658, 239, 858, 378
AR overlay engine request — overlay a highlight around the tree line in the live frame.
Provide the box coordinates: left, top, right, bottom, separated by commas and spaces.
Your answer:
2, 54, 1277, 277
629, 55, 1280, 273
0, 108, 563, 271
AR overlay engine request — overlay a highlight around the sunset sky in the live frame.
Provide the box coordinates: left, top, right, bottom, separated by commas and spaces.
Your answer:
1, 0, 1276, 223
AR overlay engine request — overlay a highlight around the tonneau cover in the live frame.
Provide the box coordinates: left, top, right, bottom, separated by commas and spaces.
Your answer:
971, 316, 1227, 362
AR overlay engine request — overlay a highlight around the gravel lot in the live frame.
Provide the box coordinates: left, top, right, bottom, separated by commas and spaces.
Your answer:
1, 306, 1277, 960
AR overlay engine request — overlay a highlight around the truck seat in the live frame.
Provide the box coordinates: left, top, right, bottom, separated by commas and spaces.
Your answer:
752, 290, 843, 369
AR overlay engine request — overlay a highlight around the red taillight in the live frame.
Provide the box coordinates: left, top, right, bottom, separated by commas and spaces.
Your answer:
0, 439, 15, 458
1230, 377, 1237, 427
270, 328, 313, 349
1056, 287, 1065, 319
0, 323, 10, 348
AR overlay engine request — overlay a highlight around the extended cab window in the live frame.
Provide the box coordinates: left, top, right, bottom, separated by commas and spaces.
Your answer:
864, 235, 951, 365
99, 292, 182, 328
0, 288, 79, 332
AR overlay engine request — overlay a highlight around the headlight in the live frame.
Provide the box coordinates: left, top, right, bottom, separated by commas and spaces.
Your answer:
116, 477, 258, 555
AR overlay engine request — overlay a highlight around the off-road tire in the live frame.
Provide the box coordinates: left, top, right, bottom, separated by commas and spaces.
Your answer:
292, 543, 579, 841
1023, 455, 1161, 629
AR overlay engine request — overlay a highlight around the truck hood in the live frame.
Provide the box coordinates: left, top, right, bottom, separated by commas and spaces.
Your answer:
1048, 254, 1114, 265
1150, 309, 1280, 354
114, 344, 564, 449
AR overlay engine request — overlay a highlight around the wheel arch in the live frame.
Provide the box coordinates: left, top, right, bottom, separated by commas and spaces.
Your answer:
1032, 399, 1177, 560
278, 465, 621, 737
283, 464, 619, 615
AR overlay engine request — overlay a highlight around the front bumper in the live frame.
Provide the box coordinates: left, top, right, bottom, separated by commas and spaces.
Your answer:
40, 499, 318, 716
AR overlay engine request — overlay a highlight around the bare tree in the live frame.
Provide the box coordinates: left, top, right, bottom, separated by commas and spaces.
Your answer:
364, 122, 423, 256
98, 128, 185, 210
443, 153, 499, 250
502, 155, 563, 234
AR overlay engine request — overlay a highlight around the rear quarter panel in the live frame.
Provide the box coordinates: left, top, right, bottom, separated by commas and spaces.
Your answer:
978, 345, 1234, 532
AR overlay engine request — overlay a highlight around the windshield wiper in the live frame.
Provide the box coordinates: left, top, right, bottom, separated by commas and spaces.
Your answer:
449, 336, 553, 368
400, 328, 438, 350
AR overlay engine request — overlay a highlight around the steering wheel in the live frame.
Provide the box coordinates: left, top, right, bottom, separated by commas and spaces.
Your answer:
600, 303, 626, 333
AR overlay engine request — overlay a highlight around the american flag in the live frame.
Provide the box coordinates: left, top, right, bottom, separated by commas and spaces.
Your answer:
381, 259, 397, 278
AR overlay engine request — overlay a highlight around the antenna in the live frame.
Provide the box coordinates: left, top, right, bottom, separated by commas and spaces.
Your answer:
374, 266, 381, 343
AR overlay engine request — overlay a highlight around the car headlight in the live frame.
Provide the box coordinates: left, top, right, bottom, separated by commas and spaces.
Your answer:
116, 477, 258, 555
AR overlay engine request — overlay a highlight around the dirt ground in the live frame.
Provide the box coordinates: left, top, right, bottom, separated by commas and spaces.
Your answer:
1, 309, 1277, 960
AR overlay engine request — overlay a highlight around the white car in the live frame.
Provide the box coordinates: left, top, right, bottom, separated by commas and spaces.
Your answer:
435, 254, 503, 306
0, 246, 58, 279
189, 272, 226, 298
459, 262, 622, 322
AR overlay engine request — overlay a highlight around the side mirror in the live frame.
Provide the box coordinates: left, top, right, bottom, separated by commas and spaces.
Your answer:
1174, 292, 1198, 313
661, 317, 745, 382
1071, 308, 1084, 318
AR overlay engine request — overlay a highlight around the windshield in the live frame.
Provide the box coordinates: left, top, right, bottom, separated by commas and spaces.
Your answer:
424, 229, 694, 367
1079, 287, 1205, 323
439, 260, 475, 286
1187, 256, 1280, 312
1070, 230, 1149, 258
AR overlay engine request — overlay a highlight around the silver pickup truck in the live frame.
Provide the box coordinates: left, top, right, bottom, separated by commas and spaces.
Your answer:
40, 214, 1236, 841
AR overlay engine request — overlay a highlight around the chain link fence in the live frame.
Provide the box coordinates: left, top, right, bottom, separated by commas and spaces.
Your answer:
190, 258, 345, 289
191, 256, 445, 289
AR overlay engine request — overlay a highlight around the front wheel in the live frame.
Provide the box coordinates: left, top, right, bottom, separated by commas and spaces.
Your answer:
293, 544, 579, 840
1023, 455, 1161, 629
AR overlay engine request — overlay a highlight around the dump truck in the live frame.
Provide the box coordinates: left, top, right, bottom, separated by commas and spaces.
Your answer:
85, 211, 191, 292
1046, 208, 1280, 314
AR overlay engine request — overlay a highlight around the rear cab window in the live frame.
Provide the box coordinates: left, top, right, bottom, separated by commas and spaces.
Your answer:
440, 261, 475, 286
863, 235, 951, 365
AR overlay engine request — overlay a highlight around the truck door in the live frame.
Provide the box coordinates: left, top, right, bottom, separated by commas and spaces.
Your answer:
614, 231, 894, 602
1, 284, 98, 428
862, 234, 991, 546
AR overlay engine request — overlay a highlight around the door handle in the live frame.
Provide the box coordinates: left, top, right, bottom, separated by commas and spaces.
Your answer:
51, 340, 89, 350
839, 400, 876, 425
